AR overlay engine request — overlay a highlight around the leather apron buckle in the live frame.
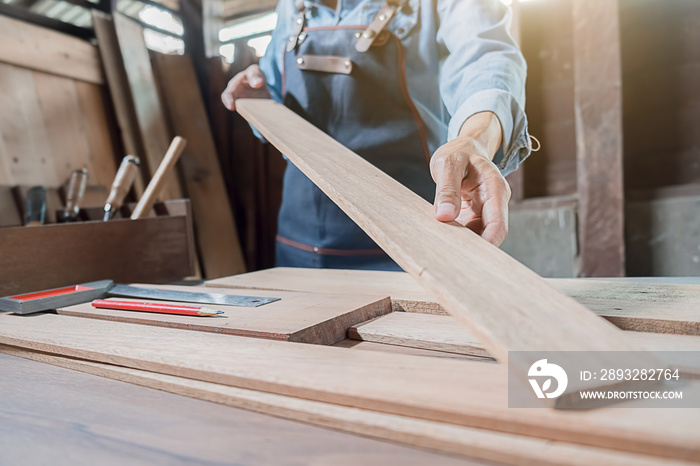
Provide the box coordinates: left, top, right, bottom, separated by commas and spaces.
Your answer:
287, 11, 307, 52
295, 55, 353, 75
355, 1, 404, 53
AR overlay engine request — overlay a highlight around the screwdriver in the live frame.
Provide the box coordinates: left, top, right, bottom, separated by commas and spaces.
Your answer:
59, 168, 88, 223
104, 155, 141, 221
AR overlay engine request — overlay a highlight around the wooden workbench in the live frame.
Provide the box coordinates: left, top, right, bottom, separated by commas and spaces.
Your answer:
0, 352, 482, 465
3, 269, 699, 465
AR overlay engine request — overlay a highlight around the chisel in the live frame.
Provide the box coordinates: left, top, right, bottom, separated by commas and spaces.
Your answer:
24, 186, 46, 226
59, 168, 88, 223
131, 136, 187, 220
0, 280, 279, 314
104, 155, 141, 221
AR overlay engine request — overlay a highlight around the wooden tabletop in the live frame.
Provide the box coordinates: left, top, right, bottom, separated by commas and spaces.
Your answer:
0, 352, 483, 465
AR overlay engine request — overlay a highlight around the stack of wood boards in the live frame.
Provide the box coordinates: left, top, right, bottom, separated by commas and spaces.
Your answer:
2, 273, 700, 464
92, 11, 245, 278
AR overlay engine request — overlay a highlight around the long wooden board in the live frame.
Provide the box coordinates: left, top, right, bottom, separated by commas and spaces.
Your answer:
1, 345, 687, 466
208, 267, 700, 335
112, 12, 181, 201
0, 314, 698, 461
151, 53, 246, 278
92, 11, 146, 196
0, 15, 103, 85
334, 339, 491, 361
236, 100, 656, 394
350, 312, 700, 375
57, 285, 390, 345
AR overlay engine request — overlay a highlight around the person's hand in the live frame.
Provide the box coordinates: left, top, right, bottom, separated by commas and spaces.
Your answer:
221, 64, 271, 111
430, 112, 511, 246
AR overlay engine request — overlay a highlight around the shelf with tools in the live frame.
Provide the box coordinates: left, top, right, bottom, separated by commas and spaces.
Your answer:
0, 199, 197, 296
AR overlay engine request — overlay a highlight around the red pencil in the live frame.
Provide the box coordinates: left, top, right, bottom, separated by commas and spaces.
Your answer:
91, 299, 224, 317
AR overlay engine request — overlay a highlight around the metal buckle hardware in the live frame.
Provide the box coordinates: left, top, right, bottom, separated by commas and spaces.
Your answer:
355, 4, 397, 53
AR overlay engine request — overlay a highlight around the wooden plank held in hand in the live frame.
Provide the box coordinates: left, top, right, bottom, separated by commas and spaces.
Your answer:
235, 99, 661, 403
113, 12, 182, 201
151, 53, 246, 277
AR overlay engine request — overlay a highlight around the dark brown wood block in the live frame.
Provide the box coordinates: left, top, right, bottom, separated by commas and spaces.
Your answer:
0, 200, 196, 296
0, 186, 21, 227
573, 0, 625, 277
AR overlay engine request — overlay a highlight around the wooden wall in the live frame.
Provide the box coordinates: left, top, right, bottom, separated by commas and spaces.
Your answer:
0, 15, 118, 191
507, 0, 700, 277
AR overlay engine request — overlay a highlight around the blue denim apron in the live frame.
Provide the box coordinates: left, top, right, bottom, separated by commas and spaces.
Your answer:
277, 0, 434, 270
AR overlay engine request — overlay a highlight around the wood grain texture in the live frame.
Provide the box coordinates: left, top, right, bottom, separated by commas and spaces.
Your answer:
0, 202, 195, 296
0, 314, 698, 461
2, 346, 688, 466
235, 99, 654, 396
0, 63, 117, 188
0, 64, 59, 186
0, 15, 103, 84
112, 13, 181, 201
333, 339, 491, 361
92, 11, 146, 196
208, 267, 700, 335
57, 285, 390, 345
573, 0, 625, 277
350, 312, 700, 375
151, 53, 246, 278
0, 351, 472, 466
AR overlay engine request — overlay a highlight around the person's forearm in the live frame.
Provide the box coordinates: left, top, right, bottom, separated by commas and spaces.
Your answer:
457, 111, 503, 161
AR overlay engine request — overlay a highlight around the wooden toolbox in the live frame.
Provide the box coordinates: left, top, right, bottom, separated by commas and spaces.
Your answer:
0, 199, 196, 296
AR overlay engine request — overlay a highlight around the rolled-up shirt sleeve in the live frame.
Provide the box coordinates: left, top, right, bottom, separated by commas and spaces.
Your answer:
437, 0, 531, 174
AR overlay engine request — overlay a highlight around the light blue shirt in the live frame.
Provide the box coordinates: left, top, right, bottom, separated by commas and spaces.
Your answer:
259, 0, 531, 175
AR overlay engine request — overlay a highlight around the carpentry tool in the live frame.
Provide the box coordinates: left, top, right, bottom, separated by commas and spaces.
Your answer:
0, 280, 279, 315
59, 168, 88, 222
131, 136, 187, 220
92, 299, 223, 317
104, 155, 141, 221
24, 186, 46, 226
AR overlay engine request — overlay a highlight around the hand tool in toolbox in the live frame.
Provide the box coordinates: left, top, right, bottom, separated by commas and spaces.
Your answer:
131, 136, 187, 220
92, 299, 224, 317
59, 168, 88, 223
24, 186, 46, 226
104, 155, 140, 221
0, 280, 279, 315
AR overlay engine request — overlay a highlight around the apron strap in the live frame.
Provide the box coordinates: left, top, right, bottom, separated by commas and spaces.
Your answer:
287, 7, 307, 52
355, 0, 407, 52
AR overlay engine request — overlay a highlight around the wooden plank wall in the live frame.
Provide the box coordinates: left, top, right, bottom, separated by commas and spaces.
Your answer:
0, 16, 118, 190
